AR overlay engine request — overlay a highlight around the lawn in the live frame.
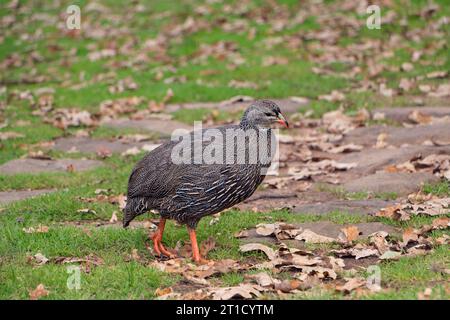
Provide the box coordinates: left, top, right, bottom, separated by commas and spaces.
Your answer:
0, 0, 449, 300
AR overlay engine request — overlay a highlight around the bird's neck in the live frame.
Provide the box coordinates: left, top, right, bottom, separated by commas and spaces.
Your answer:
239, 118, 254, 130
239, 116, 261, 130
239, 119, 271, 133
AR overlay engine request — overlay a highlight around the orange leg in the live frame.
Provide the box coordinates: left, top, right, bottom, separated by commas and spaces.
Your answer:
151, 218, 175, 258
188, 227, 209, 264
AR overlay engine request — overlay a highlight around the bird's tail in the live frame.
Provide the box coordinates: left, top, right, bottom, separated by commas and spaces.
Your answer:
122, 197, 148, 227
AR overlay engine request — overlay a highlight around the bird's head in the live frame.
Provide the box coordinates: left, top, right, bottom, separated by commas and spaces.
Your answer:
241, 99, 289, 129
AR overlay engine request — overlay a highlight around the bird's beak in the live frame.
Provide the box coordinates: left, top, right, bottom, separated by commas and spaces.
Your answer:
276, 113, 289, 128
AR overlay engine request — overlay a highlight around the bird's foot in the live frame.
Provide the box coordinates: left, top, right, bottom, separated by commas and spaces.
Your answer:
158, 243, 176, 259
192, 257, 211, 265
150, 232, 176, 259
191, 252, 211, 265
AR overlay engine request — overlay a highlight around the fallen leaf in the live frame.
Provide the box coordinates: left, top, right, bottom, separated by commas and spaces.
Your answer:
336, 278, 366, 294
155, 287, 173, 297
402, 228, 419, 246
234, 230, 249, 238
274, 279, 301, 293
200, 237, 216, 257
375, 204, 409, 221
23, 225, 49, 234
109, 211, 118, 223
432, 217, 450, 229
0, 131, 25, 140
211, 283, 264, 300
255, 223, 276, 236
417, 287, 433, 300
339, 226, 360, 243
239, 243, 277, 260
33, 253, 49, 266
328, 144, 363, 154
295, 229, 336, 243
247, 272, 277, 287
408, 110, 432, 125
29, 284, 49, 300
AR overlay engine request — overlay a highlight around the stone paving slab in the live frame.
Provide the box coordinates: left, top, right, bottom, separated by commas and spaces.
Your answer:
102, 118, 191, 136
165, 98, 308, 114
237, 188, 393, 215
373, 106, 450, 123
339, 145, 450, 175
0, 189, 55, 205
343, 171, 439, 195
52, 137, 156, 154
0, 159, 103, 175
291, 199, 395, 215
343, 123, 450, 147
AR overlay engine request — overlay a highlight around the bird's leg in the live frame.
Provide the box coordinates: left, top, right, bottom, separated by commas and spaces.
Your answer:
188, 227, 209, 264
151, 218, 175, 259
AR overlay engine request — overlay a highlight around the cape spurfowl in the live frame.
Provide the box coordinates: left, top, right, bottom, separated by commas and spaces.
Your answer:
123, 100, 289, 263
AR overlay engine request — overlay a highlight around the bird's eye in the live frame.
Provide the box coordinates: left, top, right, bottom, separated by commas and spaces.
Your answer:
264, 112, 273, 117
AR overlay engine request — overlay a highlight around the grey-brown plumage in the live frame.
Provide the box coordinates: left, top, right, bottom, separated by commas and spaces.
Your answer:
123, 100, 288, 229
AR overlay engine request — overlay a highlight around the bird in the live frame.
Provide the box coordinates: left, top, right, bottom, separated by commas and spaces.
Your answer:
123, 100, 289, 263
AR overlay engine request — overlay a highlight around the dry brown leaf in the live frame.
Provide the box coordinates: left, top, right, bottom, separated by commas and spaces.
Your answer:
199, 237, 216, 257
336, 278, 366, 294
29, 284, 49, 300
0, 131, 25, 140
339, 226, 360, 243
32, 253, 49, 266
246, 272, 277, 287
417, 287, 433, 300
375, 204, 409, 221
109, 211, 118, 223
295, 229, 336, 243
432, 217, 450, 229
402, 228, 419, 246
375, 133, 388, 148
274, 279, 301, 293
408, 110, 432, 125
155, 287, 173, 297
130, 249, 141, 261
211, 283, 264, 300
255, 223, 277, 236
23, 225, 49, 234
332, 246, 379, 260
370, 231, 389, 255
234, 230, 249, 238
239, 243, 277, 260
328, 144, 363, 154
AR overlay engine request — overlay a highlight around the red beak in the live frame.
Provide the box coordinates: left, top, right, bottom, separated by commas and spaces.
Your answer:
276, 114, 289, 128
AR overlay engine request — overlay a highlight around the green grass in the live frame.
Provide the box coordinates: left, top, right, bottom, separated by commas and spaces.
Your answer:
423, 180, 450, 197
0, 0, 449, 300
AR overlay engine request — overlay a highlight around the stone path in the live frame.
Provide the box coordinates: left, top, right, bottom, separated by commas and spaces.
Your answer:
0, 189, 55, 205
343, 171, 439, 195
343, 122, 450, 147
291, 199, 395, 215
373, 106, 450, 123
339, 145, 450, 175
102, 117, 191, 137
1, 105, 448, 212
238, 190, 394, 215
0, 159, 103, 175
52, 137, 160, 154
